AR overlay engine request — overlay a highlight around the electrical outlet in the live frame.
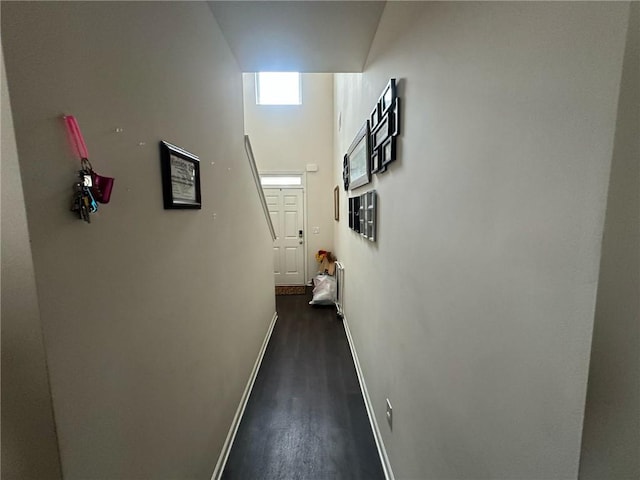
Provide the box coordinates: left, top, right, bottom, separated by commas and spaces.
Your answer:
386, 398, 393, 430
312, 227, 320, 234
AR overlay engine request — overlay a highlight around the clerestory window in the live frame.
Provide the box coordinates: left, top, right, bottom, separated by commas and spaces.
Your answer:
255, 72, 301, 105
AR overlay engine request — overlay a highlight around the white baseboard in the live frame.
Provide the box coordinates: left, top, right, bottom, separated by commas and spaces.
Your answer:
210, 311, 278, 480
342, 316, 395, 480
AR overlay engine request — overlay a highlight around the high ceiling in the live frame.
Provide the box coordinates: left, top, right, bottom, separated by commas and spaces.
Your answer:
208, 1, 386, 72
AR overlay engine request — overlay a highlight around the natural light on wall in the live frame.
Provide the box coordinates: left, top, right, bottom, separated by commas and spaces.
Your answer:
256, 72, 301, 105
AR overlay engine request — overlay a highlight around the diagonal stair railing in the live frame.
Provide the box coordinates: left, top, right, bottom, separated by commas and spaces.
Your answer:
244, 135, 277, 241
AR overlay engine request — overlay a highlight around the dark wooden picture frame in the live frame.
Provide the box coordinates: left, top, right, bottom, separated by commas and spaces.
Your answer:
346, 121, 371, 190
160, 141, 201, 209
369, 79, 401, 174
348, 196, 361, 232
380, 137, 397, 169
343, 154, 350, 190
334, 186, 340, 221
391, 97, 401, 136
371, 147, 382, 174
370, 103, 380, 130
372, 110, 393, 150
380, 78, 397, 114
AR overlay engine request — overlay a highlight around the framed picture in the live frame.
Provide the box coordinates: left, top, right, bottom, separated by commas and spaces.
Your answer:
372, 110, 393, 149
334, 186, 340, 221
370, 79, 400, 175
348, 196, 361, 232
370, 103, 380, 130
348, 197, 353, 229
371, 146, 382, 173
380, 78, 397, 114
362, 190, 377, 242
380, 136, 397, 169
347, 121, 371, 190
391, 97, 401, 136
343, 154, 350, 190
160, 141, 201, 209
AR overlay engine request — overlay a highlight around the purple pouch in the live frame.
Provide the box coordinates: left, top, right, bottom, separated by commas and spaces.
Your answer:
91, 172, 114, 204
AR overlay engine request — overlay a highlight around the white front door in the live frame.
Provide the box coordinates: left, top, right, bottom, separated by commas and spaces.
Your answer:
264, 188, 305, 286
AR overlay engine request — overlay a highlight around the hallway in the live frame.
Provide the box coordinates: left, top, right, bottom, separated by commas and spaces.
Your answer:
2, 2, 637, 478
222, 293, 384, 480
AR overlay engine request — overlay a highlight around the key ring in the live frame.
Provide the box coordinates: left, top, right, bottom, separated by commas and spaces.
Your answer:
80, 157, 93, 173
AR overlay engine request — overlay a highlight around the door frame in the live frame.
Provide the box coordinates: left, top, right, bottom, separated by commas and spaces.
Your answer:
260, 171, 308, 285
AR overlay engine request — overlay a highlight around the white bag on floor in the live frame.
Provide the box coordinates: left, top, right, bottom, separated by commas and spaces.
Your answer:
309, 274, 337, 305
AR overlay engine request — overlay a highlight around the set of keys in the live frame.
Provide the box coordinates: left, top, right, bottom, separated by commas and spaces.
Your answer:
64, 116, 114, 223
70, 161, 98, 223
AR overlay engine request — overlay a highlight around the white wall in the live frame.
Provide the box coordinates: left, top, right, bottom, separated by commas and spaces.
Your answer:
243, 73, 334, 279
333, 3, 630, 479
1, 2, 275, 478
580, 3, 640, 479
1, 44, 62, 480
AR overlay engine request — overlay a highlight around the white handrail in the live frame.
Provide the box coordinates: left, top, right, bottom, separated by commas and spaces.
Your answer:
244, 135, 277, 241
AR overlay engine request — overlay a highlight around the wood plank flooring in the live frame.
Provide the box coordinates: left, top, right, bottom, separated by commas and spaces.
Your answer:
222, 292, 385, 480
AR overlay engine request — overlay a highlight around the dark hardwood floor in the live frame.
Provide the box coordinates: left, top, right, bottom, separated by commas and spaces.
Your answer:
222, 292, 385, 480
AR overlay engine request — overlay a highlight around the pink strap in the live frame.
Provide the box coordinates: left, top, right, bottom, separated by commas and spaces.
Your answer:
63, 115, 89, 160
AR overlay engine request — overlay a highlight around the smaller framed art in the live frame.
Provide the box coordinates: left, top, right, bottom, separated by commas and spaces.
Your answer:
370, 103, 380, 130
348, 196, 361, 232
380, 137, 397, 169
362, 190, 377, 242
391, 97, 401, 136
343, 154, 350, 191
160, 141, 202, 209
371, 147, 382, 174
369, 79, 401, 174
380, 79, 397, 114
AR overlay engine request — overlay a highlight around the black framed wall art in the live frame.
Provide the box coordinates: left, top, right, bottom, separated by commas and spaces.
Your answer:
347, 190, 377, 242
370, 78, 401, 173
160, 141, 202, 209
361, 190, 377, 242
343, 154, 350, 190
